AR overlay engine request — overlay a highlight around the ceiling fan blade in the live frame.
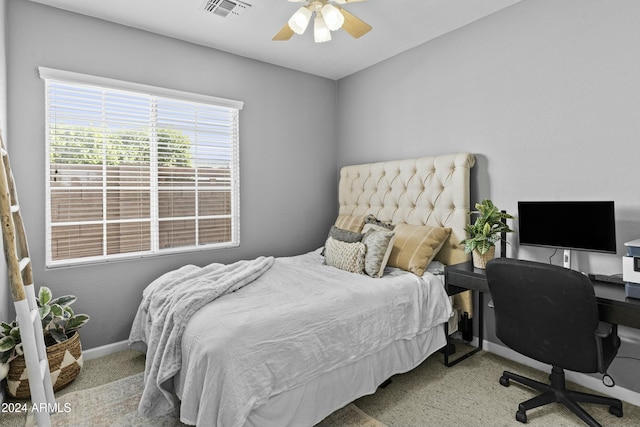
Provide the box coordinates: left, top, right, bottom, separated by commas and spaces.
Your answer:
272, 23, 295, 41
339, 8, 372, 38
333, 0, 368, 4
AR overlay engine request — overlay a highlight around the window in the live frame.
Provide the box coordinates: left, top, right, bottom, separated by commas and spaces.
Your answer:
39, 67, 243, 267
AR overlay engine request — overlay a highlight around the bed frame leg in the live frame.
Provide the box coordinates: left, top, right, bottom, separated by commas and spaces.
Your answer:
379, 378, 392, 389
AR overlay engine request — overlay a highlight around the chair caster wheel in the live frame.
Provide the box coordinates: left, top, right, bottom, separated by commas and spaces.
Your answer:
516, 410, 527, 423
499, 376, 510, 387
602, 374, 615, 387
609, 405, 623, 418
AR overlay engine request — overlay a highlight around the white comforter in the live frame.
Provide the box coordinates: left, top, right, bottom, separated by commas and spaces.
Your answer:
128, 256, 275, 418
165, 249, 452, 426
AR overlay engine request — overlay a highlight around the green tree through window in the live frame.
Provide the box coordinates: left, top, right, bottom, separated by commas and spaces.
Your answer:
49, 125, 192, 167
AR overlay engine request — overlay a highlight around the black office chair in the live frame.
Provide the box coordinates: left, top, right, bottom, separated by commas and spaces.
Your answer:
485, 258, 623, 427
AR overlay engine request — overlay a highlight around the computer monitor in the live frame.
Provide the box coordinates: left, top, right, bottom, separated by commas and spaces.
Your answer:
518, 201, 617, 268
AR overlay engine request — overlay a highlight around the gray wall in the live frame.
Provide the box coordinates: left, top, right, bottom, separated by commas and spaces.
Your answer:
337, 0, 640, 394
4, 0, 338, 349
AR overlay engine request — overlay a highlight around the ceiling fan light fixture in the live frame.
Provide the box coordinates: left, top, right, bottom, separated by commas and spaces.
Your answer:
288, 6, 312, 34
313, 15, 331, 43
274, 0, 371, 43
320, 4, 344, 31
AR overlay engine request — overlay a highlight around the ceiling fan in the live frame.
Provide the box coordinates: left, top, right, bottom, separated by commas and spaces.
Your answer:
273, 0, 372, 43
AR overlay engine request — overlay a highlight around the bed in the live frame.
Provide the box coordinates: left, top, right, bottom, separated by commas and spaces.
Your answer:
129, 152, 476, 427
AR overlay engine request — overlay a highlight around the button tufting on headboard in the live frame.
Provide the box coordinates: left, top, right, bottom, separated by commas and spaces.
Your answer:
338, 153, 476, 266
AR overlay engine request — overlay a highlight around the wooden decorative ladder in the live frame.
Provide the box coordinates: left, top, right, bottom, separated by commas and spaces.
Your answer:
0, 133, 55, 426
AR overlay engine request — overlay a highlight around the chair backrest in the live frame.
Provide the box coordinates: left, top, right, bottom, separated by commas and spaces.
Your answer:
486, 258, 600, 373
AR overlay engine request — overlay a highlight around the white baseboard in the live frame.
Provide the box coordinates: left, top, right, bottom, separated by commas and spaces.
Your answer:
483, 340, 640, 407
82, 340, 130, 361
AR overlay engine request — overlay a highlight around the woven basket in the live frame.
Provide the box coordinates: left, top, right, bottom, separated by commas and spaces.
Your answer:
472, 246, 495, 269
6, 331, 83, 399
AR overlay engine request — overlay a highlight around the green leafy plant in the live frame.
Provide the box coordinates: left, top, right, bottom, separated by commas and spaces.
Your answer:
0, 286, 90, 379
462, 199, 514, 255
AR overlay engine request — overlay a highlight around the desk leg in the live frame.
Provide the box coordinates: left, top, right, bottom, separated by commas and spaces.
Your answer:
443, 321, 451, 366
478, 291, 484, 348
443, 291, 484, 367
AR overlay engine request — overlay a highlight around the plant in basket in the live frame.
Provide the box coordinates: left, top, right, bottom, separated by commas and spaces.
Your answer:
0, 286, 90, 398
461, 199, 514, 269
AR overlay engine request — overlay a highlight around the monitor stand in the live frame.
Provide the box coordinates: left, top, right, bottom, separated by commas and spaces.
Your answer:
563, 249, 572, 269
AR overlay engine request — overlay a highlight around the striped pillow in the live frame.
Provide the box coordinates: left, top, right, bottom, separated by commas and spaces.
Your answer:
387, 223, 451, 276
334, 214, 366, 233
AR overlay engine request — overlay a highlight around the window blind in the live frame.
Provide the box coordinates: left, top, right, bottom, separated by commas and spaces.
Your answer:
40, 68, 242, 267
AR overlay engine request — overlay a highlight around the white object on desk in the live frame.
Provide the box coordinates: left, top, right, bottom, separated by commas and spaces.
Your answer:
623, 256, 640, 284
623, 239, 640, 298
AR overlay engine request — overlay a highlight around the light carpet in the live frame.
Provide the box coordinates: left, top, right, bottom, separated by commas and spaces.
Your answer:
4, 348, 639, 427
356, 350, 640, 426
23, 373, 384, 427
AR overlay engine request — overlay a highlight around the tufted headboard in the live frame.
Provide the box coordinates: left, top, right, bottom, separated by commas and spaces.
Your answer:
338, 153, 476, 266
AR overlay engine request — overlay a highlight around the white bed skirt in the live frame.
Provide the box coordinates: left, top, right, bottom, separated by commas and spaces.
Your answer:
245, 323, 447, 427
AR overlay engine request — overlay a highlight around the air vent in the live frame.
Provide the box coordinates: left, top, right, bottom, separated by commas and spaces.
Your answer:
201, 0, 252, 18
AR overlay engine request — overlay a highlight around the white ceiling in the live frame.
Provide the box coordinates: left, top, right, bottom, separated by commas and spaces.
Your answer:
28, 0, 521, 80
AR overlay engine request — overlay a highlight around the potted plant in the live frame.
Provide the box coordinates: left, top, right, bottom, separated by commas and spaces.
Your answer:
0, 286, 89, 398
462, 199, 514, 269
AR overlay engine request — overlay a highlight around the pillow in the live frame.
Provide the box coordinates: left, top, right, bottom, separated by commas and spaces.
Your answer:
327, 225, 364, 243
321, 225, 363, 256
387, 223, 451, 276
324, 237, 366, 274
361, 224, 396, 278
334, 214, 366, 233
364, 214, 395, 230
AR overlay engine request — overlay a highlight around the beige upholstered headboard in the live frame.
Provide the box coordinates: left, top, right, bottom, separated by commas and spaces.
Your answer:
338, 153, 476, 266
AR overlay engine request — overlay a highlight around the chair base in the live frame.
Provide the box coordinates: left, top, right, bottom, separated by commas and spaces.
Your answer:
500, 367, 623, 427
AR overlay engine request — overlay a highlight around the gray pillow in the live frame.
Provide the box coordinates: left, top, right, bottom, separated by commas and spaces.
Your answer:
328, 225, 364, 243
362, 224, 396, 278
364, 214, 395, 230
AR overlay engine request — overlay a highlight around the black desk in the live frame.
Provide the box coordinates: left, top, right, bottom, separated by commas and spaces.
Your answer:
442, 261, 640, 366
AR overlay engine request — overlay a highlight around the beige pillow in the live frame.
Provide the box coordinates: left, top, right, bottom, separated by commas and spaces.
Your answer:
324, 236, 366, 274
334, 214, 366, 233
387, 223, 451, 276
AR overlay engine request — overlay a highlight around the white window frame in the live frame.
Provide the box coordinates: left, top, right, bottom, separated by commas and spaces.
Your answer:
39, 67, 243, 267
